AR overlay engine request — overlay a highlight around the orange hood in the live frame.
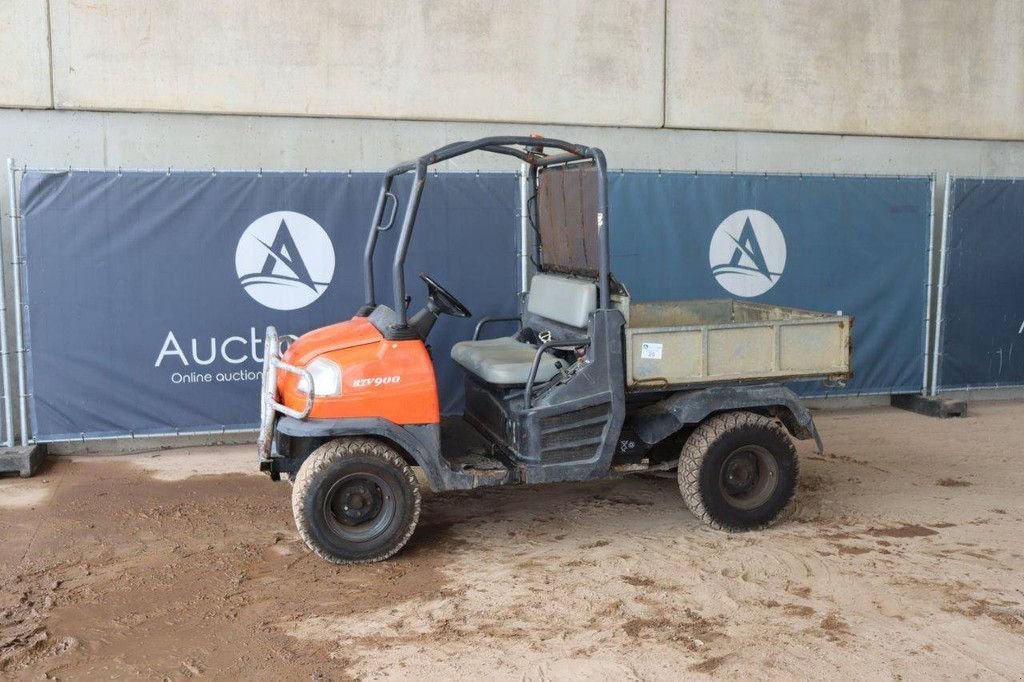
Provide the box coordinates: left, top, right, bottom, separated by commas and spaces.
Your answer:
281, 316, 383, 366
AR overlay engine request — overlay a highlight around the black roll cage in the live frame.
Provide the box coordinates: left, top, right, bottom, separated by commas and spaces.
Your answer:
360, 136, 611, 333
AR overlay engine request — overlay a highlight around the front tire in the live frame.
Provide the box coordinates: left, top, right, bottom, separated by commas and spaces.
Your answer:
291, 437, 421, 564
678, 411, 798, 531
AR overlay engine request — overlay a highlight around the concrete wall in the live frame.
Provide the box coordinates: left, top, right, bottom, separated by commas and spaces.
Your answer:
3, 1, 1023, 139
0, 0, 52, 108
47, 0, 664, 127
4, 108, 1024, 177
667, 0, 1024, 139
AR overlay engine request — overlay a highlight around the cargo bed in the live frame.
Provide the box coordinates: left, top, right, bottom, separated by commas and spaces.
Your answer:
623, 299, 852, 391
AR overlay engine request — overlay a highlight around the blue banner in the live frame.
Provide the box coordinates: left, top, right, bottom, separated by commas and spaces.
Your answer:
19, 167, 933, 441
609, 172, 933, 396
20, 171, 519, 440
935, 177, 1024, 391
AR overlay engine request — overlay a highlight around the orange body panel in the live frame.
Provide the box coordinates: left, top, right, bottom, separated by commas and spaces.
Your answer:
277, 316, 440, 425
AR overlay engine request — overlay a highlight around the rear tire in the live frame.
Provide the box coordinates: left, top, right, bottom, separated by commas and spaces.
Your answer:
291, 437, 421, 564
678, 411, 798, 531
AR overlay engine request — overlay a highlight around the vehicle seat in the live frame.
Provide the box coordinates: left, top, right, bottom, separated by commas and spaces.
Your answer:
450, 337, 561, 385
450, 274, 597, 386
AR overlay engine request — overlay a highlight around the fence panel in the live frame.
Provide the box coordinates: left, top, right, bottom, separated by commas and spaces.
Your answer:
17, 166, 937, 442
608, 172, 934, 396
19, 170, 519, 441
934, 177, 1024, 392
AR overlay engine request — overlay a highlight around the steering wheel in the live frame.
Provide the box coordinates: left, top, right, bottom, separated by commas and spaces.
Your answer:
419, 273, 472, 318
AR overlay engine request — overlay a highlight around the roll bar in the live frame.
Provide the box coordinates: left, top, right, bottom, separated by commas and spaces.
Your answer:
360, 136, 611, 335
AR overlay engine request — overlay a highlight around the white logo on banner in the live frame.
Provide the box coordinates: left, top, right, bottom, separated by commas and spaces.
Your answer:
709, 209, 787, 297
235, 211, 335, 310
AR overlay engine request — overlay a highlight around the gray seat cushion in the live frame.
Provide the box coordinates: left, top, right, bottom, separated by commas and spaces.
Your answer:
450, 337, 560, 386
526, 274, 597, 328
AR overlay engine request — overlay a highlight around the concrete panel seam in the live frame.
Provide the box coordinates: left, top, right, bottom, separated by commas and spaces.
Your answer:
45, 0, 55, 109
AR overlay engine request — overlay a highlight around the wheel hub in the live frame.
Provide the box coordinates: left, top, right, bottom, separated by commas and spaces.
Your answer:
329, 478, 386, 527
724, 454, 758, 494
718, 445, 779, 510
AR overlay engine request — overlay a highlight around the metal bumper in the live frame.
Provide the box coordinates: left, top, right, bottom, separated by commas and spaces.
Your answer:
257, 326, 314, 463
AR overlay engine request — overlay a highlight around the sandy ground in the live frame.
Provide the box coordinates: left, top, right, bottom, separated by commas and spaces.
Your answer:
1, 402, 1023, 680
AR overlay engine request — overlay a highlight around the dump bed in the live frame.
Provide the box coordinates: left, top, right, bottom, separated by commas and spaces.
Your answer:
623, 299, 852, 390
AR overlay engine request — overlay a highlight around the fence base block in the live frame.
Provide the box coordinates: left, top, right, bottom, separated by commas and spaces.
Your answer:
0, 444, 46, 478
890, 394, 968, 418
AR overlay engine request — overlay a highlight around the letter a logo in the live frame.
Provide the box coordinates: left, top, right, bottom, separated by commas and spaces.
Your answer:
235, 211, 335, 310
709, 210, 787, 297
257, 220, 319, 292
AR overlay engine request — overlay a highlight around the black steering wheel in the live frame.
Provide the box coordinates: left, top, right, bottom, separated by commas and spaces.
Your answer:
419, 273, 472, 318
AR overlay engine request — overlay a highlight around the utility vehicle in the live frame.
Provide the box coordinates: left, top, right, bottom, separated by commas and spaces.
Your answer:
257, 136, 852, 564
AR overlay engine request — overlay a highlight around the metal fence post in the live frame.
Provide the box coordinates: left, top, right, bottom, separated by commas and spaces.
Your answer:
930, 174, 953, 396
6, 159, 29, 444
518, 164, 530, 294
921, 175, 937, 396
1, 160, 16, 446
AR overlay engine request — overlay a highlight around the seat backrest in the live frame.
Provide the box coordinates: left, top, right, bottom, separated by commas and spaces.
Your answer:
526, 273, 597, 329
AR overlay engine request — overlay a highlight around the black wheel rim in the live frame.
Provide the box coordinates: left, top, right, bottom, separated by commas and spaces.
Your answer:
323, 472, 397, 543
718, 445, 779, 510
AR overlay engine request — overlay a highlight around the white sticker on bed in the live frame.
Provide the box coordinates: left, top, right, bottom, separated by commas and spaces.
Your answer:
640, 342, 663, 360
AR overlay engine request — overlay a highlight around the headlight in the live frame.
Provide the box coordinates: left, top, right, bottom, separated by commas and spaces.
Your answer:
297, 357, 342, 396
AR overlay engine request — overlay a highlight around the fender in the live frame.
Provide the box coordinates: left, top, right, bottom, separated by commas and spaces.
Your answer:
274, 416, 514, 491
631, 385, 824, 453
